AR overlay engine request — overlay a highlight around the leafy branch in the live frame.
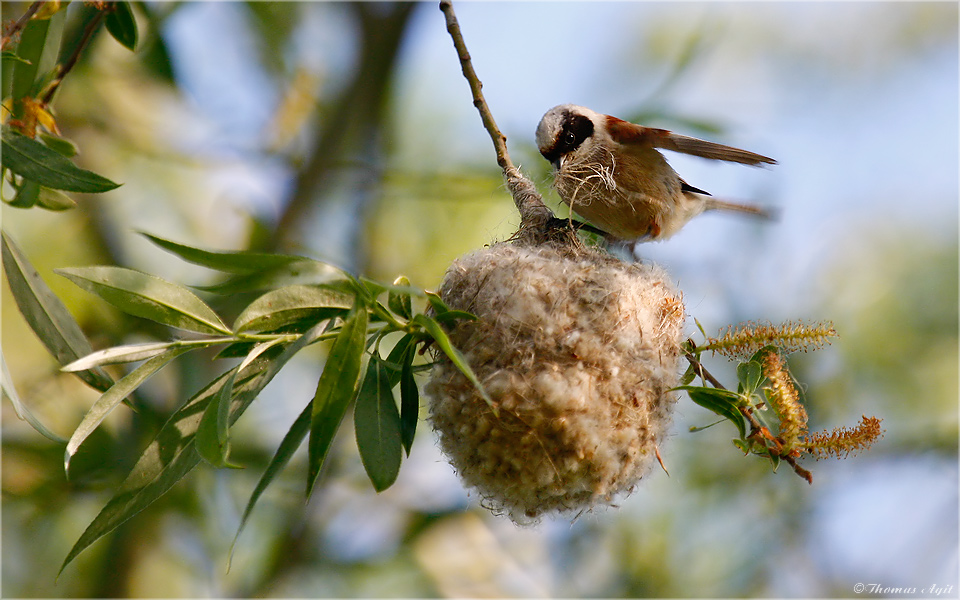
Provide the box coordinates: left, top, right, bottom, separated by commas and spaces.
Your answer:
2, 1, 135, 210
680, 321, 883, 483
2, 229, 484, 575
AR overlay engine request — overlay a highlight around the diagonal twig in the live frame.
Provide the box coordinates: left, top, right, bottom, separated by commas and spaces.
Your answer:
438, 0, 556, 235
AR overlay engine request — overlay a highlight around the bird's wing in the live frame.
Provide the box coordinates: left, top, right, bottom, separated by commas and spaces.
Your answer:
605, 115, 777, 166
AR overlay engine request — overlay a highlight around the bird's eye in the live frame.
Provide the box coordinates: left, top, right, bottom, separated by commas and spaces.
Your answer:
564, 131, 577, 145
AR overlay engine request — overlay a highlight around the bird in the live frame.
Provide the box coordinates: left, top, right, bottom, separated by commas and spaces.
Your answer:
535, 104, 776, 242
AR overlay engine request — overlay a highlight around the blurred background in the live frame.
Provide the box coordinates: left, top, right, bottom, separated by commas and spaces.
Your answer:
2, 1, 957, 597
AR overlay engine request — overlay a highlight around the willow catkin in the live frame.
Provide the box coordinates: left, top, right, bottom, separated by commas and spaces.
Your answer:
425, 241, 685, 523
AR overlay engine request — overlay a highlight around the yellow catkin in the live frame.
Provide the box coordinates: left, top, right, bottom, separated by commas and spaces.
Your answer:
762, 352, 808, 450
803, 416, 884, 459
706, 320, 837, 359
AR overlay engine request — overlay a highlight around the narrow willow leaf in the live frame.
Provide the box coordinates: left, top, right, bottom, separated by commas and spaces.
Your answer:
37, 187, 77, 211
306, 300, 368, 497
140, 232, 309, 275
354, 358, 402, 492
196, 339, 285, 468
2, 349, 66, 442
233, 284, 353, 333
1, 129, 120, 193
230, 400, 311, 566
382, 333, 416, 387
424, 291, 451, 315
7, 177, 40, 208
10, 16, 50, 102
38, 133, 78, 157
2, 231, 113, 392
678, 386, 747, 440
399, 343, 419, 456
64, 346, 194, 475
360, 277, 386, 300
196, 367, 241, 469
195, 261, 347, 295
432, 309, 478, 324
104, 1, 138, 50
59, 322, 327, 576
388, 276, 412, 320
56, 266, 231, 335
412, 313, 492, 408
63, 341, 179, 372
678, 362, 697, 387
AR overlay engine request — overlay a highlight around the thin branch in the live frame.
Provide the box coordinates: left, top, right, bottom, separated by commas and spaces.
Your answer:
439, 0, 510, 172
439, 0, 557, 237
1, 1, 44, 50
41, 8, 107, 105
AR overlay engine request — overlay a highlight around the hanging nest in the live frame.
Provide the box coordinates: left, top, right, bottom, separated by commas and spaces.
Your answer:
425, 240, 686, 523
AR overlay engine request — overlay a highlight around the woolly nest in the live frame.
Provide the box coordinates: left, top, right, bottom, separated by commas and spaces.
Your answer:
425, 241, 686, 523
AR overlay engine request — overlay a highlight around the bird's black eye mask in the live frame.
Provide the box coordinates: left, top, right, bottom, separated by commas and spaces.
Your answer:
541, 112, 594, 165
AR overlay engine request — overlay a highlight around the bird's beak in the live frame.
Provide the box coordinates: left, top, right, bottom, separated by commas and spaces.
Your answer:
553, 157, 563, 170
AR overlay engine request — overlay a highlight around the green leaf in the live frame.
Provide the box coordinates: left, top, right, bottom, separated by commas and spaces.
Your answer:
382, 333, 416, 387
11, 16, 52, 104
196, 339, 285, 468
694, 318, 708, 341
140, 232, 309, 275
59, 321, 328, 576
433, 309, 478, 324
388, 276, 412, 320
104, 1, 138, 51
1, 129, 120, 193
233, 284, 353, 333
62, 341, 180, 372
196, 260, 347, 295
195, 367, 241, 469
424, 290, 451, 315
1, 231, 113, 392
678, 385, 747, 440
230, 400, 312, 568
678, 362, 697, 387
748, 345, 779, 365
6, 177, 40, 208
412, 313, 493, 410
36, 187, 77, 211
56, 266, 231, 335
65, 346, 194, 475
360, 277, 386, 301
737, 360, 763, 396
1, 349, 66, 442
399, 342, 419, 455
38, 133, 78, 158
354, 357, 402, 492
306, 300, 368, 497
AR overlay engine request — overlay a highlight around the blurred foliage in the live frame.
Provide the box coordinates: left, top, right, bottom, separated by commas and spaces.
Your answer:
2, 1, 957, 598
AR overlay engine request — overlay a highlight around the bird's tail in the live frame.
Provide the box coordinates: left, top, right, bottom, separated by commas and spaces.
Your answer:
702, 198, 777, 220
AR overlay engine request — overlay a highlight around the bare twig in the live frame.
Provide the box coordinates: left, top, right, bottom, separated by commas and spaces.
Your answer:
41, 8, 107, 104
439, 0, 557, 236
1, 1, 43, 50
439, 0, 510, 171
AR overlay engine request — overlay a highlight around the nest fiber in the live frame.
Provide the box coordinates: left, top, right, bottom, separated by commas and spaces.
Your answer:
426, 242, 685, 522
